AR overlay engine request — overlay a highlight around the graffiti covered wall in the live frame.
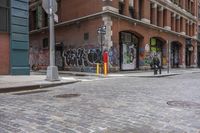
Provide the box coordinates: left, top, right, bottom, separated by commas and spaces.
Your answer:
62, 47, 101, 72
29, 47, 49, 70
29, 43, 119, 72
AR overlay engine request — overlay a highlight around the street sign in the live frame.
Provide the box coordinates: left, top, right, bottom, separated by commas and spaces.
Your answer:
42, 0, 57, 14
97, 26, 106, 34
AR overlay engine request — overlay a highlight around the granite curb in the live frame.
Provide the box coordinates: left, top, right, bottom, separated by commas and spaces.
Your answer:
0, 80, 80, 93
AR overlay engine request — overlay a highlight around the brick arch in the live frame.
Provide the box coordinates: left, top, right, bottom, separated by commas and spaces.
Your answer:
171, 41, 183, 47
120, 30, 144, 39
149, 36, 167, 43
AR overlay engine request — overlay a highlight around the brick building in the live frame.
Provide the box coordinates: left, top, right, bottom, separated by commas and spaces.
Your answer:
0, 0, 29, 75
29, 0, 198, 72
197, 0, 200, 68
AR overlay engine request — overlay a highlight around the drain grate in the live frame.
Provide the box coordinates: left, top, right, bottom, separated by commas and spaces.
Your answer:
13, 90, 50, 95
167, 101, 200, 109
54, 93, 81, 98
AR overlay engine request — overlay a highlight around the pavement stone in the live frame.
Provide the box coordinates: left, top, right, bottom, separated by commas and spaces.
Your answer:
0, 69, 200, 132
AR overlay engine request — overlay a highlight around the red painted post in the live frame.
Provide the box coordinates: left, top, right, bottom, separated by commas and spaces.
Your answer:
103, 51, 108, 75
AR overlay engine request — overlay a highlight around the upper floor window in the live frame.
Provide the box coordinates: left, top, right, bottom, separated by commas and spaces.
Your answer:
119, 0, 124, 15
129, 0, 134, 18
198, 5, 200, 19
0, 0, 9, 32
170, 0, 181, 7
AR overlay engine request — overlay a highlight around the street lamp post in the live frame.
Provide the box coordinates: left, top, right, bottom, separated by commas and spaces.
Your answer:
97, 26, 106, 73
45, 0, 59, 81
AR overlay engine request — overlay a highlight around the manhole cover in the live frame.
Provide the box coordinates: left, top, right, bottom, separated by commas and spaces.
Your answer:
167, 101, 200, 109
54, 93, 80, 98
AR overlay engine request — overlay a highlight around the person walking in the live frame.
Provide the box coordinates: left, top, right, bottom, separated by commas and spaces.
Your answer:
152, 54, 161, 74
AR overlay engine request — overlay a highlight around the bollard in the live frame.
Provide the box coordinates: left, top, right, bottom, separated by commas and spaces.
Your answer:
96, 63, 99, 75
104, 62, 107, 76
159, 66, 162, 74
154, 65, 158, 75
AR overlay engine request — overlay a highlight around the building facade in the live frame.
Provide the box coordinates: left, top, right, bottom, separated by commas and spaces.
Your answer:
197, 0, 200, 68
0, 0, 29, 75
29, 0, 198, 72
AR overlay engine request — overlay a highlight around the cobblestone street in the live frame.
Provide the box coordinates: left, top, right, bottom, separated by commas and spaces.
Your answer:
1, 73, 200, 133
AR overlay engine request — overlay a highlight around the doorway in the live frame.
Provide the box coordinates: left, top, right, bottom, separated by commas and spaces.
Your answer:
150, 37, 164, 67
119, 32, 139, 70
198, 46, 200, 68
55, 43, 64, 70
185, 46, 193, 67
171, 42, 180, 68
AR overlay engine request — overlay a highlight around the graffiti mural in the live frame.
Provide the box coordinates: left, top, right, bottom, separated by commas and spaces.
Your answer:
30, 43, 119, 72
87, 49, 101, 64
109, 46, 118, 66
62, 48, 101, 68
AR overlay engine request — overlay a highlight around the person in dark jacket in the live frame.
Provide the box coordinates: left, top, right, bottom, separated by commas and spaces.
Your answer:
152, 54, 161, 74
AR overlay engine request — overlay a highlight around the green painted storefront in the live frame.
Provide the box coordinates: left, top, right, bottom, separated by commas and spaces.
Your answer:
10, 0, 29, 75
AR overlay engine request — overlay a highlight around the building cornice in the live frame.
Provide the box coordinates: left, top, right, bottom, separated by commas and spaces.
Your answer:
30, 10, 197, 41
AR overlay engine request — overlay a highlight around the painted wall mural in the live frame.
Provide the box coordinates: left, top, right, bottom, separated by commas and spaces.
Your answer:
108, 46, 118, 66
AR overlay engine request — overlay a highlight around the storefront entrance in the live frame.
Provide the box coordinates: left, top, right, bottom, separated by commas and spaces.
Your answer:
198, 46, 200, 68
171, 42, 180, 68
150, 38, 164, 67
119, 32, 139, 70
55, 43, 64, 70
185, 45, 193, 67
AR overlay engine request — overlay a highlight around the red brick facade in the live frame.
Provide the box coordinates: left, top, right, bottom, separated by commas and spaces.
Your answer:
0, 33, 10, 74
29, 0, 198, 72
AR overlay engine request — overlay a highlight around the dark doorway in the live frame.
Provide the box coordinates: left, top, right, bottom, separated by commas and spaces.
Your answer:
197, 46, 200, 68
119, 32, 139, 70
185, 46, 193, 67
171, 42, 180, 68
55, 43, 64, 70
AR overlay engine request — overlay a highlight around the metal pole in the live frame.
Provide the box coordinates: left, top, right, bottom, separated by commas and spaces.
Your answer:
46, 0, 59, 81
101, 31, 103, 74
49, 0, 55, 66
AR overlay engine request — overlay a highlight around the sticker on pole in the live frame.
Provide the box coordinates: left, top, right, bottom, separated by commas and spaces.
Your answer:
42, 0, 57, 14
54, 13, 58, 23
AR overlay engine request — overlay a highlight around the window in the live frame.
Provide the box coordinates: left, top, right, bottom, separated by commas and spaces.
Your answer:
198, 26, 200, 40
0, 0, 9, 32
198, 5, 200, 19
84, 32, 89, 41
44, 12, 48, 27
129, 0, 134, 18
170, 0, 181, 7
129, 0, 134, 8
119, 1, 124, 15
42, 38, 49, 49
